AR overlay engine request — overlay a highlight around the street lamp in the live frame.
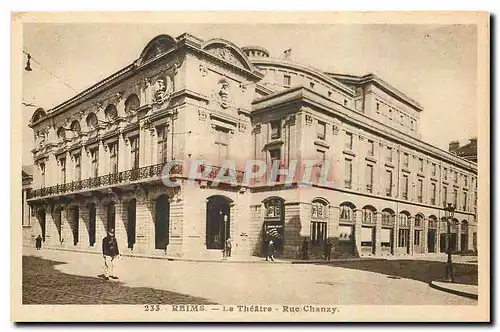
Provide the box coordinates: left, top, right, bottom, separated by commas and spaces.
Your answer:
444, 202, 455, 282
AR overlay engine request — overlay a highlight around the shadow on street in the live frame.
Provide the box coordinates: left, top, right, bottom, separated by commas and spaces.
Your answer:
22, 255, 216, 305
316, 260, 478, 285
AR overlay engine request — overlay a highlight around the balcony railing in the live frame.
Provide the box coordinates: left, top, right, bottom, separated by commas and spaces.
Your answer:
27, 163, 181, 200
27, 162, 247, 200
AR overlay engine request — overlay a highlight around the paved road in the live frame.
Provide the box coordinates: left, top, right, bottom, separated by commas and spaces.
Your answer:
22, 247, 476, 305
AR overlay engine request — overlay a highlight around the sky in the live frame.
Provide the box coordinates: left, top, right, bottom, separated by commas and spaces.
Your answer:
21, 23, 478, 164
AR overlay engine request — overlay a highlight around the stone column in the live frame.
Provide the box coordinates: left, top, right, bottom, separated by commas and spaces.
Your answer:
95, 202, 108, 249
375, 213, 382, 255
354, 210, 362, 257
61, 207, 74, 248
134, 189, 153, 254
408, 216, 414, 256
456, 220, 462, 253
393, 216, 399, 256
436, 222, 441, 253
422, 218, 428, 254
114, 200, 128, 255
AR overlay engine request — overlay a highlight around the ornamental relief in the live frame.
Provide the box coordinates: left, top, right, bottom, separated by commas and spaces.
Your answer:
152, 75, 174, 106
206, 46, 242, 68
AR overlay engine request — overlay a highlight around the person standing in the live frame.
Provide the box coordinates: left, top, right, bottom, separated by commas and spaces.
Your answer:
324, 238, 333, 261
301, 238, 309, 260
225, 237, 232, 258
266, 240, 275, 262
102, 229, 119, 281
35, 235, 42, 250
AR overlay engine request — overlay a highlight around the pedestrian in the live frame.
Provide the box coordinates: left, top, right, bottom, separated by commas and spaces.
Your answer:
266, 240, 275, 262
301, 238, 309, 260
225, 237, 232, 258
101, 229, 119, 281
324, 238, 332, 261
35, 235, 42, 250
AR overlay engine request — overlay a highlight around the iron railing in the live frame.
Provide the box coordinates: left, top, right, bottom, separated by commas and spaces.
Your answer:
27, 163, 179, 200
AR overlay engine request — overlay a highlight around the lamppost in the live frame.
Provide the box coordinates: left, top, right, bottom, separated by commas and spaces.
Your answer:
444, 202, 455, 282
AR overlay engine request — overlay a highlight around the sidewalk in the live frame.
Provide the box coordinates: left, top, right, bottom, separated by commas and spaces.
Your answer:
429, 280, 478, 300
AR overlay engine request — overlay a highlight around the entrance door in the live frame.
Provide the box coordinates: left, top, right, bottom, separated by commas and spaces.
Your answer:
440, 233, 447, 253
427, 230, 436, 253
338, 224, 355, 256
107, 202, 116, 232
381, 228, 393, 255
206, 196, 231, 250
450, 233, 458, 253
73, 207, 79, 246
127, 199, 136, 249
38, 210, 46, 242
89, 204, 96, 247
155, 195, 170, 250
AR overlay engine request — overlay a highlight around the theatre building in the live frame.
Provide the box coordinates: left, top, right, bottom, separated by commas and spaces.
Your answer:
24, 33, 478, 259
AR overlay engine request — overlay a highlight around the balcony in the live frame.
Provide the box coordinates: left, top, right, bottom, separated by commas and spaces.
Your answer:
26, 162, 245, 201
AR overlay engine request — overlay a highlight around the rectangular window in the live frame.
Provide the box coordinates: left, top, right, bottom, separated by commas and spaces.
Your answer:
418, 158, 424, 172
432, 163, 437, 176
385, 170, 392, 196
130, 136, 140, 170
366, 164, 373, 193
402, 175, 409, 200
74, 153, 81, 181
464, 175, 468, 186
463, 191, 468, 211
345, 159, 352, 189
316, 121, 326, 140
444, 167, 448, 180
403, 153, 409, 168
388, 109, 393, 120
367, 140, 374, 156
90, 148, 99, 178
386, 147, 393, 162
344, 132, 353, 150
376, 102, 380, 111
398, 229, 409, 247
40, 162, 46, 187
59, 157, 66, 184
443, 186, 448, 205
283, 74, 291, 86
431, 183, 436, 205
417, 179, 423, 203
454, 171, 458, 184
109, 142, 118, 174
454, 189, 458, 207
414, 230, 421, 246
269, 148, 281, 182
316, 149, 325, 161
270, 120, 281, 140
157, 126, 168, 164
410, 120, 414, 131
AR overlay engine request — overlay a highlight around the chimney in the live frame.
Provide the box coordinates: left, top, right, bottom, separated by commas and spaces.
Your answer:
449, 140, 460, 153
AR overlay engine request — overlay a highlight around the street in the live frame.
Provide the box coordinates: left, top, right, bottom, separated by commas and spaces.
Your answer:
22, 247, 477, 305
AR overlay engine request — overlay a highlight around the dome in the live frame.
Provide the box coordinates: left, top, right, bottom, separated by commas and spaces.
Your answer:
242, 46, 270, 58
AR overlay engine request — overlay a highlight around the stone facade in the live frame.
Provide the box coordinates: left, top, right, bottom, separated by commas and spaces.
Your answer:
24, 33, 478, 259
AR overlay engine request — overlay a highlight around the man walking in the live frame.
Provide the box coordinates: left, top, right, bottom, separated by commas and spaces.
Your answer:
35, 235, 42, 250
225, 237, 232, 258
102, 229, 119, 281
266, 240, 275, 262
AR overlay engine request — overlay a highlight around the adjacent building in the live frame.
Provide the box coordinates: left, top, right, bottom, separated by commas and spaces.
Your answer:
24, 33, 478, 259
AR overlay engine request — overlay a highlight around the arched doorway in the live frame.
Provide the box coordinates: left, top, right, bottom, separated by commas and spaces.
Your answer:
206, 196, 231, 250
263, 197, 285, 255
427, 215, 437, 253
127, 199, 137, 249
397, 211, 410, 255
72, 207, 79, 246
107, 202, 116, 232
361, 205, 377, 256
155, 194, 170, 250
38, 209, 46, 242
414, 213, 424, 254
88, 203, 96, 247
338, 202, 356, 256
381, 208, 395, 255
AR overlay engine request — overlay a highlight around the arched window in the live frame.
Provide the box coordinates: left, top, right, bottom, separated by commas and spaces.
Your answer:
86, 113, 98, 129
428, 215, 437, 229
381, 208, 395, 226
311, 199, 328, 246
70, 120, 81, 134
398, 211, 410, 228
339, 202, 355, 222
105, 104, 118, 121
57, 127, 66, 141
125, 94, 140, 114
414, 214, 424, 228
362, 205, 376, 224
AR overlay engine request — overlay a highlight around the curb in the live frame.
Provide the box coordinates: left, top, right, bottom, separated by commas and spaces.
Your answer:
428, 280, 478, 300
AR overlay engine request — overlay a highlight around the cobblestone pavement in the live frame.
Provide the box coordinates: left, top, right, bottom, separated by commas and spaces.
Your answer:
23, 247, 477, 305
22, 255, 215, 305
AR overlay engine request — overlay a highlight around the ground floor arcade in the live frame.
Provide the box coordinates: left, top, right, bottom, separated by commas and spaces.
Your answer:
24, 183, 477, 259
